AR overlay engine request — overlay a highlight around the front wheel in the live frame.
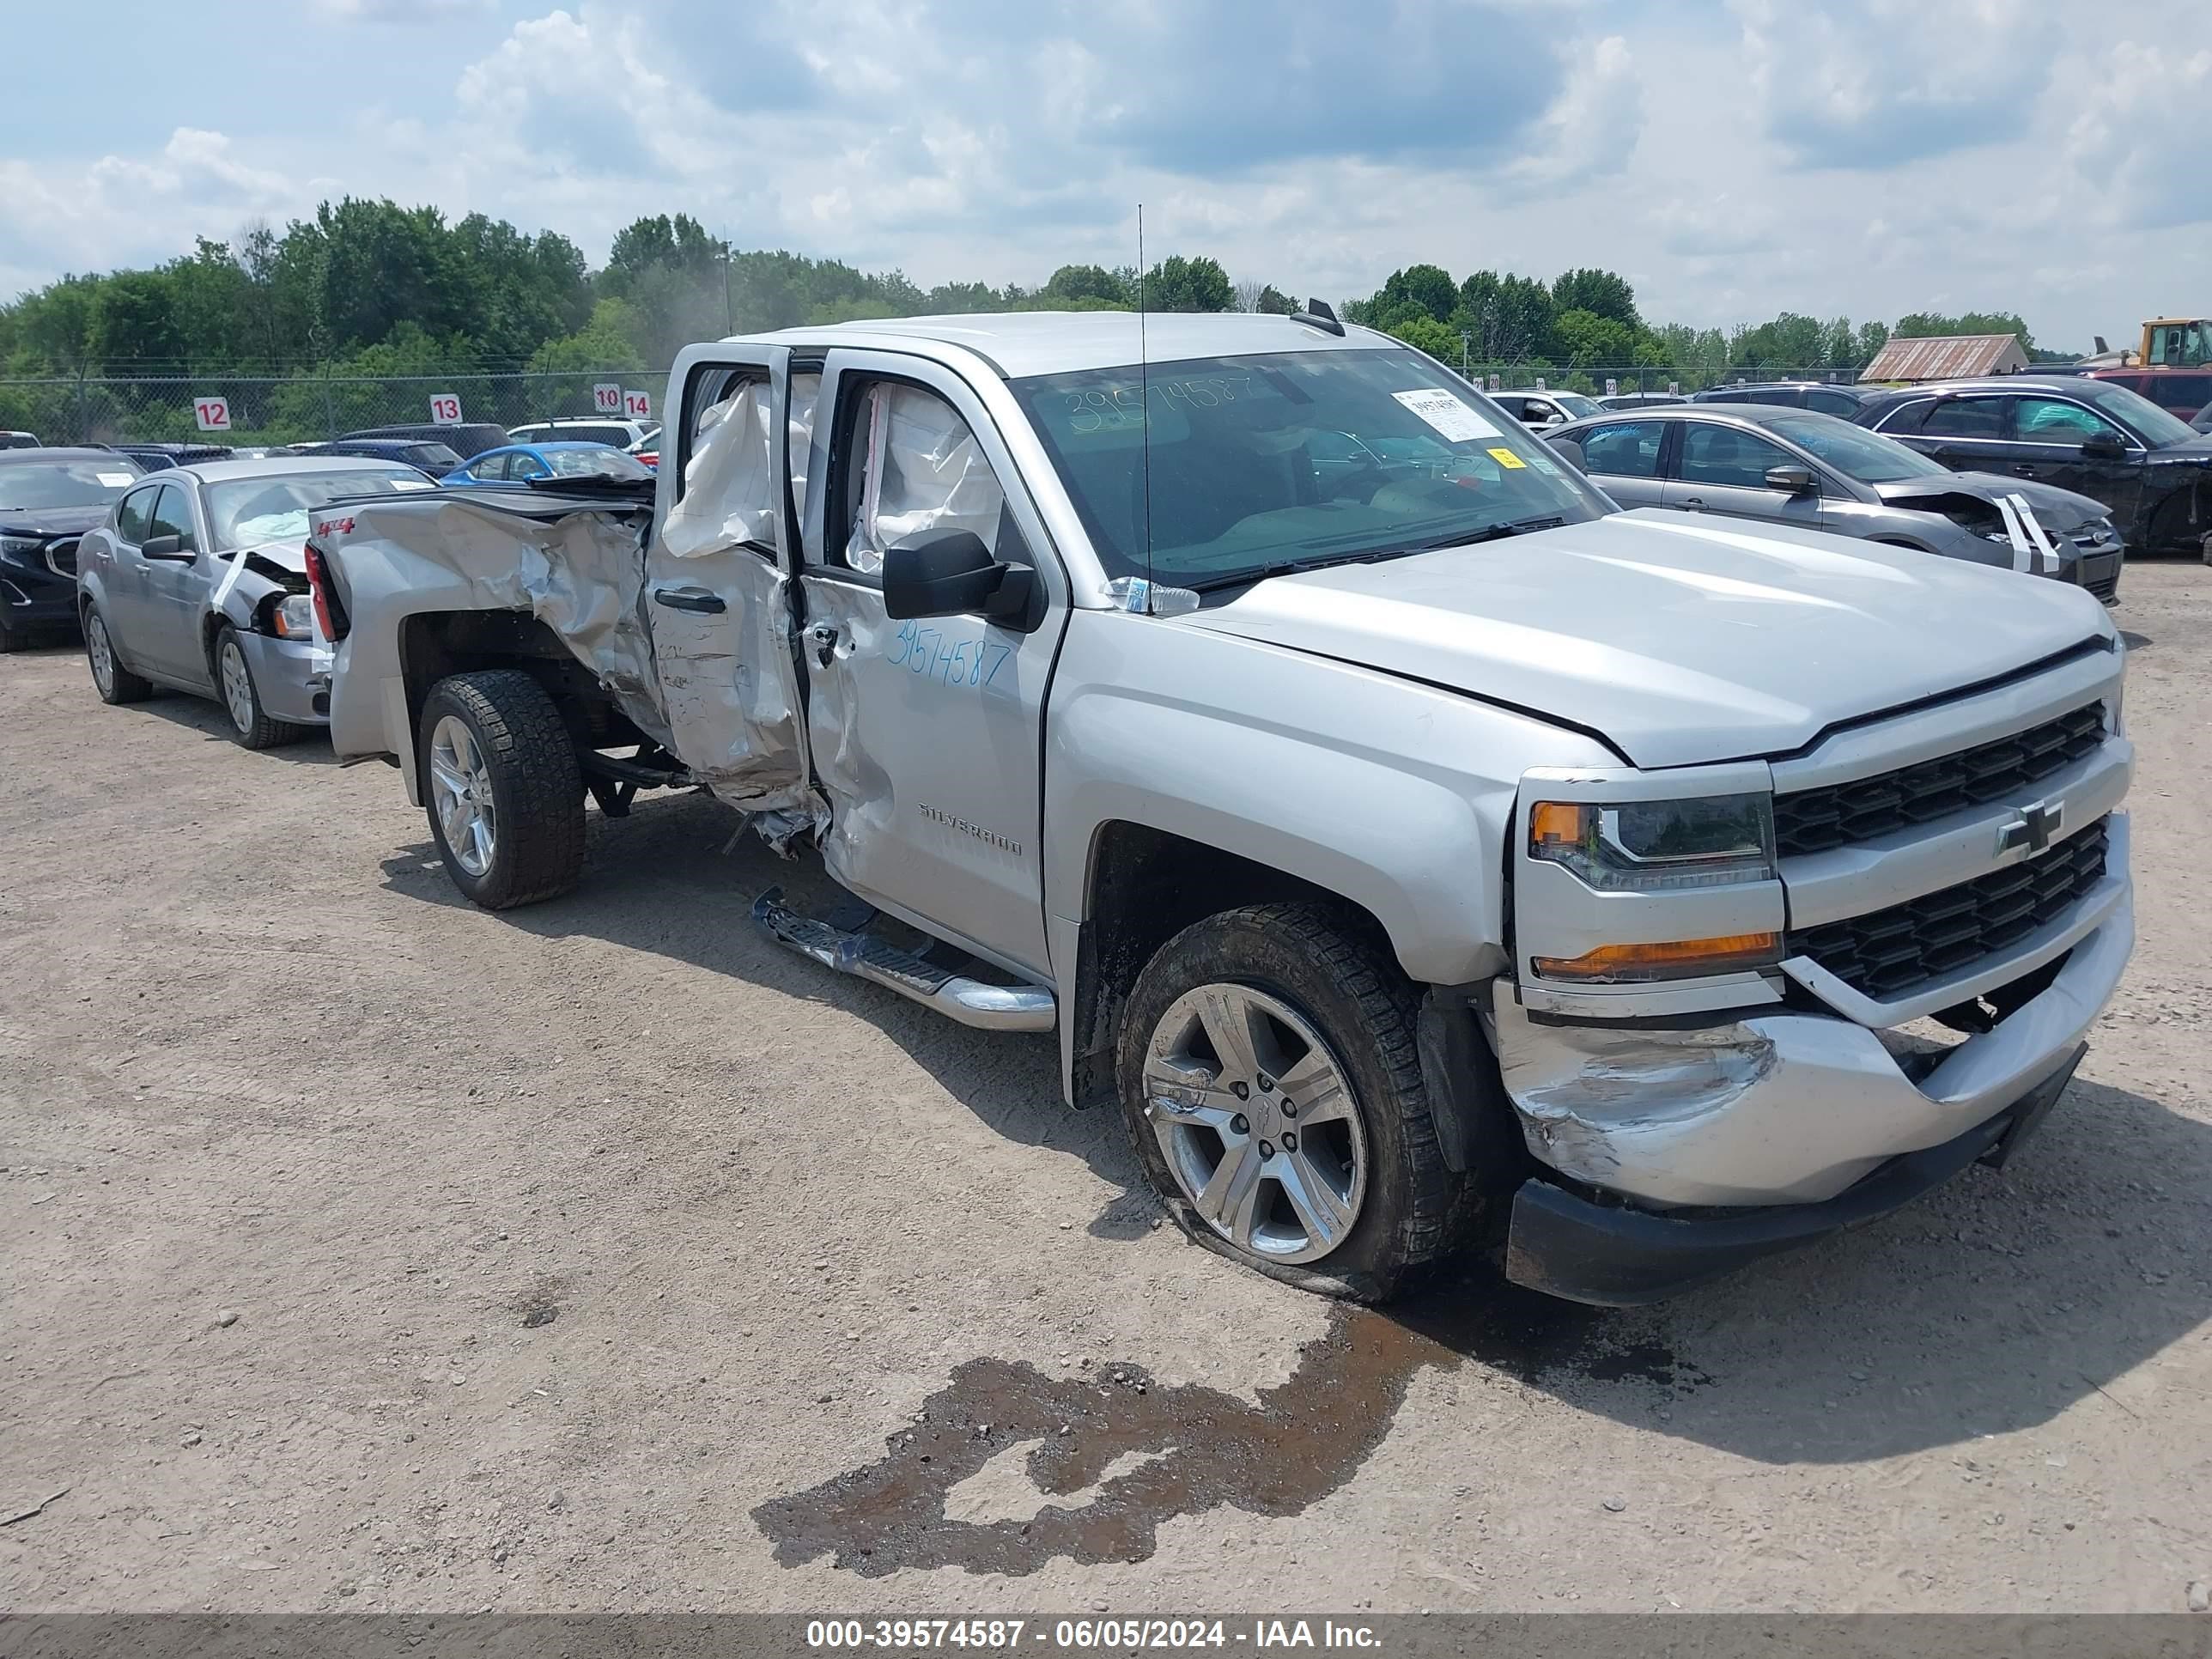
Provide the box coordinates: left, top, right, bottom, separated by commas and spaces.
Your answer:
1115, 902, 1468, 1302
418, 669, 584, 910
215, 625, 307, 749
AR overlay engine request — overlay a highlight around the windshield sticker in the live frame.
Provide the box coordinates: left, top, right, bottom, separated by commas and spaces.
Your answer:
389, 478, 436, 490
1392, 389, 1498, 443
1486, 447, 1528, 470
97, 471, 135, 486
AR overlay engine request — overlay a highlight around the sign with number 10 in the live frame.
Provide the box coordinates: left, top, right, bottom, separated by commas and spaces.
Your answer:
592, 383, 622, 414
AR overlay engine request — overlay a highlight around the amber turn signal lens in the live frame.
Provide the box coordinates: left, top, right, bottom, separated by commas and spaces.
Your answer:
1528, 800, 1589, 849
1532, 932, 1781, 984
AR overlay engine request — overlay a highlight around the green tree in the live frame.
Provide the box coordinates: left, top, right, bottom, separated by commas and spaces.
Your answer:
1893, 310, 2036, 355
1378, 264, 1457, 326
1384, 313, 1461, 362
1552, 268, 1640, 331
1042, 264, 1132, 307
1142, 255, 1232, 313
1553, 308, 1641, 370
1455, 270, 1556, 363
88, 270, 186, 367
315, 198, 468, 354
527, 299, 647, 374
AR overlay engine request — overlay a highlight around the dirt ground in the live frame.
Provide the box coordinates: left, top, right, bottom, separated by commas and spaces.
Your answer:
3, 566, 2209, 1616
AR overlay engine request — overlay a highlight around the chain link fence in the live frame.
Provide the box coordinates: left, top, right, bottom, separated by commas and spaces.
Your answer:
0, 360, 1866, 452
0, 370, 669, 450
1454, 362, 1861, 397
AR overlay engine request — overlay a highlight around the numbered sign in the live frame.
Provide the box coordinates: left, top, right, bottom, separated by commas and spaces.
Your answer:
1604, 378, 1620, 397
428, 393, 463, 424
1486, 373, 1501, 392
1668, 380, 1680, 395
592, 382, 623, 414
1533, 376, 1547, 392
623, 389, 652, 420
193, 397, 232, 432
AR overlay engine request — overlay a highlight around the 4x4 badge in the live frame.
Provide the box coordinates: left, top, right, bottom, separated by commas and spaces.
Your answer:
1998, 799, 2064, 857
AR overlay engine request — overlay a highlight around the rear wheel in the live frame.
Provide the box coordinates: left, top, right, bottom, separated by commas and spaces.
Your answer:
216, 625, 307, 749
85, 606, 151, 703
418, 669, 584, 910
1115, 902, 1468, 1302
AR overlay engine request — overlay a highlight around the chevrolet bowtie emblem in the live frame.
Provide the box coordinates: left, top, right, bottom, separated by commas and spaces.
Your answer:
1998, 799, 2064, 857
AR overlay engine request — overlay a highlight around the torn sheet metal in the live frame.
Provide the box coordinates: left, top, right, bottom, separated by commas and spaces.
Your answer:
340, 493, 672, 747
848, 382, 1006, 574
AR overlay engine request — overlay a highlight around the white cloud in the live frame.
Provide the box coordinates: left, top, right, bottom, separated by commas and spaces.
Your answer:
0, 0, 2208, 355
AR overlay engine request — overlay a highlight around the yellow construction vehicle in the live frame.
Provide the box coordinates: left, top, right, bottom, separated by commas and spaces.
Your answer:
2084, 318, 2212, 368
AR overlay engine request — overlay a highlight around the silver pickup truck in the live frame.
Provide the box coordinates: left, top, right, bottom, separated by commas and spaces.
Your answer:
307, 310, 2134, 1306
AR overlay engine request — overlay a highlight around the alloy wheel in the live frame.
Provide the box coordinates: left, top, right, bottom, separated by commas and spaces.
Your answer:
1140, 982, 1368, 1264
428, 714, 497, 877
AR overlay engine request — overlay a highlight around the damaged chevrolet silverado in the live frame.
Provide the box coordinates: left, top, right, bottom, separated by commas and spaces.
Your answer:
307, 311, 2134, 1306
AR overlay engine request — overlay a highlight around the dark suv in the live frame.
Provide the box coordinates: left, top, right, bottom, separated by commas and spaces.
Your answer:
342, 422, 508, 460
1692, 381, 1874, 418
1856, 375, 2212, 556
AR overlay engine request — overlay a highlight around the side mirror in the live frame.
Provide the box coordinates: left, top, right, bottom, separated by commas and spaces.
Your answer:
2081, 432, 2127, 460
1765, 465, 1817, 495
141, 532, 191, 561
881, 529, 1036, 628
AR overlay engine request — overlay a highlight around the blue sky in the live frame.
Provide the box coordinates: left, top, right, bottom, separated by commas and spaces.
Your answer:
3, 0, 2207, 350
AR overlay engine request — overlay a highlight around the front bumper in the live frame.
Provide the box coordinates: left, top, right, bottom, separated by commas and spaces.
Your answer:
1503, 1043, 2083, 1306
1488, 815, 2133, 1302
1, 544, 79, 635
235, 631, 332, 726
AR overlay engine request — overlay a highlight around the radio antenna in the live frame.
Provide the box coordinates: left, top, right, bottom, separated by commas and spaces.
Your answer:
1136, 204, 1153, 589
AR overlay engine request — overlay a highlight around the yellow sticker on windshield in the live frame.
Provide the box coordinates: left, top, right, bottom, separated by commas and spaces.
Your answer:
1487, 447, 1527, 469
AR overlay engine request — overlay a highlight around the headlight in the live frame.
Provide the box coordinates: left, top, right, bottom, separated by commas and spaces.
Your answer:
0, 534, 42, 557
1528, 793, 1776, 891
270, 594, 317, 639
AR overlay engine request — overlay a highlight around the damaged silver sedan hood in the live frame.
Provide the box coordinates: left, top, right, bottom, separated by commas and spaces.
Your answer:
1180, 508, 2118, 769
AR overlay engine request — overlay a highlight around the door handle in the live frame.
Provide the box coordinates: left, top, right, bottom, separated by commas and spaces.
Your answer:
808, 623, 840, 667
1680, 496, 1706, 511
653, 586, 726, 615
2013, 465, 2037, 476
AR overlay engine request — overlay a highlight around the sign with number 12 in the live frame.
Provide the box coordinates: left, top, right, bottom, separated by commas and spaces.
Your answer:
193, 397, 232, 432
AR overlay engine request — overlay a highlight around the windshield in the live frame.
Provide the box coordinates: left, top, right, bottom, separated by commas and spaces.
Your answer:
1553, 392, 1603, 419
546, 447, 651, 479
207, 468, 435, 550
0, 458, 140, 511
1760, 411, 1949, 483
1011, 349, 1604, 587
2080, 380, 2196, 447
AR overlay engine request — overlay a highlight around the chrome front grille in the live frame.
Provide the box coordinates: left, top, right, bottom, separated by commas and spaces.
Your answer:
1789, 818, 2109, 1001
45, 538, 79, 579
1773, 702, 2106, 858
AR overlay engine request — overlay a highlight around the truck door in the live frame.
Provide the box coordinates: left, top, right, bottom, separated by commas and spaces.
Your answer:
643, 343, 816, 824
792, 349, 1066, 978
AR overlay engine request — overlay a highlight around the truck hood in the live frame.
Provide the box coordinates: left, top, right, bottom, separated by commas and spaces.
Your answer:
1180, 509, 2114, 769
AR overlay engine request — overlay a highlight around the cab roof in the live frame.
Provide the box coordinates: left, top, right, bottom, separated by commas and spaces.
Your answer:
737, 310, 1394, 380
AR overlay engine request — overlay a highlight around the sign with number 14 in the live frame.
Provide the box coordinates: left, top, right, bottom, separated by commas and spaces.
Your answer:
623, 390, 652, 420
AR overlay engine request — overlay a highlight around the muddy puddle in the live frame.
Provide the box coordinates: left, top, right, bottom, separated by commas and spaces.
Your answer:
754, 1275, 1709, 1577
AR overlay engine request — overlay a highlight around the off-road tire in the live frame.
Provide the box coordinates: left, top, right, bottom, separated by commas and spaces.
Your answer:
84, 605, 152, 703
1115, 901, 1467, 1303
215, 624, 309, 750
418, 669, 584, 910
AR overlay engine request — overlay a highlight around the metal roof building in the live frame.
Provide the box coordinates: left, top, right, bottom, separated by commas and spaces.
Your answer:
1861, 333, 2030, 382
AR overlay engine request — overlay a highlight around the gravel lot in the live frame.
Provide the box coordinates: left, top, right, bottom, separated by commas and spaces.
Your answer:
4, 566, 2208, 1615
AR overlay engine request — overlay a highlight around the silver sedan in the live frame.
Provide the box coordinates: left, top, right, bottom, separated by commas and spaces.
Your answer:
75, 457, 436, 746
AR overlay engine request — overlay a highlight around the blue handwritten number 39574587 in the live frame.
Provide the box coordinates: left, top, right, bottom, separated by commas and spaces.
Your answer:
885, 620, 1012, 689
